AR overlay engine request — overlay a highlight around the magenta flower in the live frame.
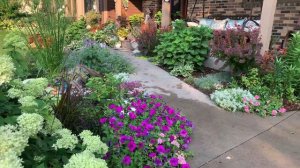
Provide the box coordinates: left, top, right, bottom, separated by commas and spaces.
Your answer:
180, 129, 188, 137
161, 125, 170, 132
119, 135, 128, 144
169, 157, 179, 167
129, 112, 137, 120
122, 155, 131, 165
150, 108, 156, 116
109, 117, 116, 125
144, 165, 151, 168
156, 145, 165, 154
181, 163, 191, 168
148, 152, 156, 158
99, 117, 107, 124
154, 158, 162, 166
115, 106, 123, 113
109, 104, 116, 109
127, 141, 137, 152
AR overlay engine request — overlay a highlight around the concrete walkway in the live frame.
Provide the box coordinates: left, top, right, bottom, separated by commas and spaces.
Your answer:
116, 50, 300, 168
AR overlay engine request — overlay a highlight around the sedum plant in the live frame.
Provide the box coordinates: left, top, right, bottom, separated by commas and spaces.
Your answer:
211, 88, 255, 112
154, 26, 212, 70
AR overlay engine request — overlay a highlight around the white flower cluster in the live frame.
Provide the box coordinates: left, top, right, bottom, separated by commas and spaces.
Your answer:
0, 125, 28, 157
18, 96, 38, 109
64, 151, 108, 168
17, 113, 44, 137
52, 129, 78, 150
79, 130, 108, 155
8, 78, 48, 99
0, 55, 15, 86
0, 152, 23, 168
211, 88, 255, 112
113, 73, 129, 82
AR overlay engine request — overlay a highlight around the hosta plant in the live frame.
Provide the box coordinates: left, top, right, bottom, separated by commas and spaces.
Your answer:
99, 94, 193, 167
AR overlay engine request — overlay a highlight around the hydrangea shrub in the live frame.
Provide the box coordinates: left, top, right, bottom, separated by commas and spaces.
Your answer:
0, 55, 15, 86
100, 95, 193, 167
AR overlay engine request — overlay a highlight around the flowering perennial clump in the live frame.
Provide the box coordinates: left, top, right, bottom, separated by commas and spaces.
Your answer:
100, 94, 193, 167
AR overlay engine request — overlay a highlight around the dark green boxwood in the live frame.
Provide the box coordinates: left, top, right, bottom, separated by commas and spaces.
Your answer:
154, 26, 212, 70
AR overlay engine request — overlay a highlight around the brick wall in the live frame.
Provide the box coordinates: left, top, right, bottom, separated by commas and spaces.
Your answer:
187, 0, 300, 47
187, 0, 261, 19
273, 0, 300, 46
143, 0, 161, 16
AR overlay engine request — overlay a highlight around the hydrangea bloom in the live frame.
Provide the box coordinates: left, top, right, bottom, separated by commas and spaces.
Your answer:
17, 113, 44, 137
0, 152, 23, 168
211, 88, 255, 112
18, 96, 38, 108
52, 129, 78, 150
0, 55, 15, 86
22, 78, 48, 97
64, 151, 108, 168
79, 130, 108, 155
0, 125, 28, 156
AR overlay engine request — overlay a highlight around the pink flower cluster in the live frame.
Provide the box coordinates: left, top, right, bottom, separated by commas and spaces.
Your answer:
243, 95, 287, 116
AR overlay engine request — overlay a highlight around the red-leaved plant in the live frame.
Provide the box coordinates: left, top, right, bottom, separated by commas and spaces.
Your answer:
136, 20, 159, 56
211, 27, 262, 72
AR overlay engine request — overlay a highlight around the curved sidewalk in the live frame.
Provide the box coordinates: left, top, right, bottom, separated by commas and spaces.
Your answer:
116, 49, 300, 168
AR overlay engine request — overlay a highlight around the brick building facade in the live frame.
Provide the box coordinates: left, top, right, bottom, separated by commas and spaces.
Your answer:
186, 0, 300, 46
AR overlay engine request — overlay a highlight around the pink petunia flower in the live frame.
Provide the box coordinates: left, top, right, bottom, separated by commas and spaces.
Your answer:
171, 140, 180, 148
157, 138, 164, 144
254, 95, 260, 100
278, 107, 287, 113
177, 155, 186, 164
244, 106, 250, 113
272, 110, 278, 116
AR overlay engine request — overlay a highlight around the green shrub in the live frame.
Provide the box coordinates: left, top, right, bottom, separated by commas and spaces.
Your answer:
89, 22, 118, 46
194, 72, 231, 90
154, 11, 162, 25
85, 10, 101, 26
154, 26, 212, 70
284, 32, 300, 97
128, 14, 144, 27
0, 0, 22, 20
66, 45, 133, 74
65, 18, 87, 44
172, 19, 187, 31
0, 19, 17, 30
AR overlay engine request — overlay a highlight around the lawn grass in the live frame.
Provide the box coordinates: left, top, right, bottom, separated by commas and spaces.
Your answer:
0, 30, 8, 55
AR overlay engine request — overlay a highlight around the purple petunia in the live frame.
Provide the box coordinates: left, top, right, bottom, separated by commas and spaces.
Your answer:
161, 125, 170, 132
148, 152, 156, 158
129, 112, 137, 120
169, 157, 179, 167
156, 145, 165, 154
181, 163, 191, 168
150, 108, 156, 116
122, 155, 131, 165
154, 158, 162, 166
127, 141, 137, 152
99, 117, 107, 124
109, 117, 116, 125
119, 135, 128, 144
143, 165, 151, 168
180, 129, 188, 137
